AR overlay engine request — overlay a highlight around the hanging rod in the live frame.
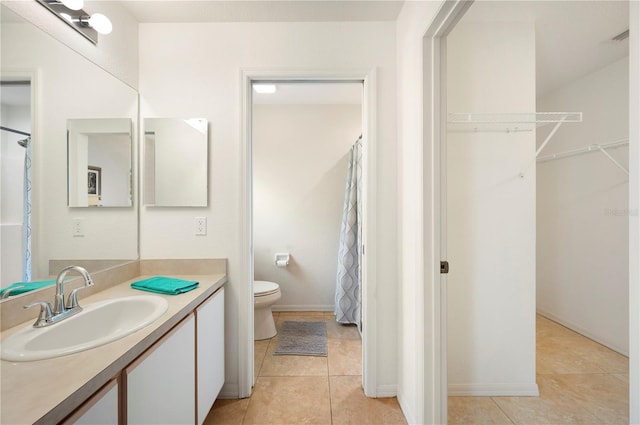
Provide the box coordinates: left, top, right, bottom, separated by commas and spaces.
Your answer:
448, 112, 582, 125
537, 138, 629, 175
0, 126, 31, 137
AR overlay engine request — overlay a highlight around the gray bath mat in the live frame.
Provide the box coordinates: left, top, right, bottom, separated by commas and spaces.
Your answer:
274, 321, 327, 357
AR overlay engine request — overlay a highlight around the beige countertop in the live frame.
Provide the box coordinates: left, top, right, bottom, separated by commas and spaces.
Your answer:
0, 273, 226, 425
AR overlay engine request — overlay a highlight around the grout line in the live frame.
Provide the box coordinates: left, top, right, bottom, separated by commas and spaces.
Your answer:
327, 374, 334, 425
489, 397, 516, 425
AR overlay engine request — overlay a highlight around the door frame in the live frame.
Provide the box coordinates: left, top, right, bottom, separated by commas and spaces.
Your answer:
423, 1, 640, 423
421, 1, 473, 422
240, 68, 378, 397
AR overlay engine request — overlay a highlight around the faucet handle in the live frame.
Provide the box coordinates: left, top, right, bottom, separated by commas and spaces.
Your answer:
66, 287, 85, 310
66, 277, 94, 310
24, 302, 54, 328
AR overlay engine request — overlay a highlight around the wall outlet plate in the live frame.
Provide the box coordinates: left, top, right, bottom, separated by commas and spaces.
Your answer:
195, 217, 207, 236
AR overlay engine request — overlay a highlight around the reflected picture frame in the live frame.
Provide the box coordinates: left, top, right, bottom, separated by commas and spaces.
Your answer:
88, 166, 101, 196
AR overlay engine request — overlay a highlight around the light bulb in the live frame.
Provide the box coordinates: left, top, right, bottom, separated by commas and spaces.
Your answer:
253, 84, 277, 94
60, 0, 84, 11
88, 13, 112, 35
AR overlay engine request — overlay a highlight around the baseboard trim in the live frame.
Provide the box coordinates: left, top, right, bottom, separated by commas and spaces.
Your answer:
218, 383, 240, 399
536, 309, 629, 356
448, 383, 539, 396
396, 390, 418, 425
376, 384, 397, 397
273, 305, 334, 312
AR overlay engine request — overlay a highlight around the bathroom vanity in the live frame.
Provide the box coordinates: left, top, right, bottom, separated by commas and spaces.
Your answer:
0, 260, 226, 425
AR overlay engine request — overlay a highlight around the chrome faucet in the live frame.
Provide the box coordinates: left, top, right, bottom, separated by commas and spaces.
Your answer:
24, 265, 94, 328
1, 285, 25, 299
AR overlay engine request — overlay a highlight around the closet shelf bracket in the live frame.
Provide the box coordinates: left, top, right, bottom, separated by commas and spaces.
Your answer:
537, 138, 629, 175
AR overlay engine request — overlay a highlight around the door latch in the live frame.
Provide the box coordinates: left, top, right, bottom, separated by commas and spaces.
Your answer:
440, 261, 449, 274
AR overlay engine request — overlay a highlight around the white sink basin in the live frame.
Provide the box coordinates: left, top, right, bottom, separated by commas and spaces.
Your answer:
1, 295, 169, 362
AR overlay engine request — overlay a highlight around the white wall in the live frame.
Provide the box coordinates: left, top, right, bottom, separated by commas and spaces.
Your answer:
2, 0, 139, 89
253, 104, 361, 310
1, 21, 138, 280
139, 21, 397, 398
0, 104, 30, 284
537, 57, 629, 354
395, 1, 446, 422
446, 21, 538, 395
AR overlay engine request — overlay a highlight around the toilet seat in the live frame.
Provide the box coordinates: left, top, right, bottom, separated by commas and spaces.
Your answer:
254, 280, 280, 297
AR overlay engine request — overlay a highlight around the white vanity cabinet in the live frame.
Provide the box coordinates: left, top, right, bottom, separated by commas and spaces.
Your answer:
63, 379, 119, 425
196, 288, 225, 424
125, 314, 196, 425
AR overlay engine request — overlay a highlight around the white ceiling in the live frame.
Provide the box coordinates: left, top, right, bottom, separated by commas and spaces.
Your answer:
118, 0, 404, 23
459, 0, 629, 97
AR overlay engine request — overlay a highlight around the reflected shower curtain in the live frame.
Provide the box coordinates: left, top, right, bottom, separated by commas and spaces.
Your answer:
22, 137, 32, 281
335, 137, 362, 325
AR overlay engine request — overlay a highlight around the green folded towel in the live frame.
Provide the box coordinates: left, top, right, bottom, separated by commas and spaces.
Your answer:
0, 279, 57, 297
131, 276, 199, 295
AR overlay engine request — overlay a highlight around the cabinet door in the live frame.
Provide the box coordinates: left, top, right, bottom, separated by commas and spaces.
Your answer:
63, 379, 119, 425
196, 288, 225, 425
125, 314, 195, 425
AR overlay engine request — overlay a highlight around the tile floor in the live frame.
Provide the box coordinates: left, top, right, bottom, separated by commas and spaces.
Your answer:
203, 311, 408, 425
204, 313, 629, 425
448, 315, 630, 425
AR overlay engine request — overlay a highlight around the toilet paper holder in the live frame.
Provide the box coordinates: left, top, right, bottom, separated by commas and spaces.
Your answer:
274, 253, 290, 267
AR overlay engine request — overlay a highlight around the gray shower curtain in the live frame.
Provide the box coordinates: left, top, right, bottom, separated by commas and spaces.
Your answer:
335, 137, 362, 325
23, 137, 32, 282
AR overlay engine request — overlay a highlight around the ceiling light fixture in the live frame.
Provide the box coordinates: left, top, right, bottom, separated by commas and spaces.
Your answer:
36, 0, 112, 43
253, 84, 277, 94
60, 0, 83, 11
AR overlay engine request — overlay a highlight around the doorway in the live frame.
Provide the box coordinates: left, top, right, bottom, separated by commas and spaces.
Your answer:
240, 70, 378, 398
1, 78, 32, 287
422, 0, 638, 423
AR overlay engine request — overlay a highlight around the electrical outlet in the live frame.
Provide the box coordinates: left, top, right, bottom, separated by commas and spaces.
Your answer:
72, 218, 84, 237
195, 217, 207, 236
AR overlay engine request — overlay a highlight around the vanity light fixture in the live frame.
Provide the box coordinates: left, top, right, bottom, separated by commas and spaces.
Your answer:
36, 0, 112, 44
253, 84, 277, 94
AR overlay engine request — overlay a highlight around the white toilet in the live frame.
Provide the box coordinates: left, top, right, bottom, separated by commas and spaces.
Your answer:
253, 280, 282, 340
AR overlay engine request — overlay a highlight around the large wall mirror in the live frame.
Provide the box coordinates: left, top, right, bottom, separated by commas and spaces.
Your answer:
0, 4, 139, 297
143, 118, 208, 207
68, 118, 133, 208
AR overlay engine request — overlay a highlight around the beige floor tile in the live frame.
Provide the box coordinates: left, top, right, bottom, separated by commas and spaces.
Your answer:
203, 398, 250, 425
536, 340, 608, 375
259, 336, 328, 377
243, 376, 331, 425
447, 397, 513, 425
328, 339, 362, 376
329, 376, 406, 425
563, 339, 629, 374
254, 339, 270, 382
325, 319, 361, 341
613, 373, 629, 384
553, 373, 629, 425
492, 375, 603, 424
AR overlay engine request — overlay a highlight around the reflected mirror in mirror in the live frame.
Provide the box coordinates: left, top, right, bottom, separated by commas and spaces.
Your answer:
144, 118, 208, 207
68, 118, 133, 208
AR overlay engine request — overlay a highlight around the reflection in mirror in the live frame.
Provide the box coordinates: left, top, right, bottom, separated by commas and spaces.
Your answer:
144, 118, 208, 207
1, 4, 139, 297
67, 118, 132, 207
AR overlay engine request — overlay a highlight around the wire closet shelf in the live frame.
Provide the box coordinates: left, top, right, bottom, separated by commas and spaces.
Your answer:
447, 112, 582, 133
